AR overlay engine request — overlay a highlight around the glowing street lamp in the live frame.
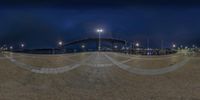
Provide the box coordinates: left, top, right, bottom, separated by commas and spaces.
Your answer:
96, 28, 104, 51
114, 45, 118, 49
172, 44, 176, 48
57, 41, 64, 53
21, 43, 25, 48
192, 44, 195, 48
81, 44, 85, 49
97, 29, 103, 33
135, 42, 140, 47
10, 46, 13, 50
180, 45, 183, 49
185, 46, 188, 49
58, 41, 63, 46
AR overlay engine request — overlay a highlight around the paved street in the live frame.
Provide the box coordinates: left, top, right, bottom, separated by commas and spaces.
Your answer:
0, 51, 200, 100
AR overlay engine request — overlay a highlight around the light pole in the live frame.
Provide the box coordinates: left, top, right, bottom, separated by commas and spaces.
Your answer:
20, 43, 25, 52
96, 28, 103, 51
81, 44, 85, 52
58, 41, 63, 46
172, 44, 176, 48
180, 45, 183, 49
192, 44, 195, 48
135, 42, 140, 47
21, 43, 24, 48
114, 45, 118, 49
81, 44, 85, 49
10, 46, 13, 51
172, 44, 176, 54
58, 41, 64, 54
135, 42, 140, 55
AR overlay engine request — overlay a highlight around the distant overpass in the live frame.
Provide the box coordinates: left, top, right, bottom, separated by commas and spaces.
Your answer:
63, 38, 127, 48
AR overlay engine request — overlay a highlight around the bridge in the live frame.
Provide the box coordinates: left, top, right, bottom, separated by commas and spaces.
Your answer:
62, 38, 127, 50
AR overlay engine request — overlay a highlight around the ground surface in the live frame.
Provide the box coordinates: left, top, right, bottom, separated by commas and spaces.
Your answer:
0, 51, 200, 100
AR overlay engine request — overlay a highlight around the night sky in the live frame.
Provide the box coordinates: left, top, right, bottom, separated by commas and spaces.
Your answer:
0, 0, 200, 49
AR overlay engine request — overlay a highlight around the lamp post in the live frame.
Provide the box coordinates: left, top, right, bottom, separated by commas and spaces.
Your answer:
172, 44, 176, 54
20, 43, 25, 52
81, 44, 85, 52
172, 44, 176, 48
135, 42, 140, 55
114, 45, 118, 49
58, 41, 64, 53
135, 42, 140, 47
81, 44, 85, 49
58, 41, 63, 46
10, 46, 13, 51
96, 28, 103, 51
180, 45, 183, 49
192, 44, 195, 48
21, 43, 24, 48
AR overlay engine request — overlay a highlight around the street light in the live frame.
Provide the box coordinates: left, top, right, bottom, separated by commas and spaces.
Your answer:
192, 44, 195, 48
10, 46, 13, 50
180, 45, 183, 49
96, 28, 104, 51
172, 44, 176, 48
135, 42, 140, 47
58, 41, 63, 46
57, 41, 65, 53
81, 44, 85, 49
126, 47, 129, 50
114, 45, 118, 49
21, 43, 25, 48
185, 46, 188, 49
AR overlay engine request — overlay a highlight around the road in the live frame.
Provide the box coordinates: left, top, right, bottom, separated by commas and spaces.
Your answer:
0, 51, 199, 100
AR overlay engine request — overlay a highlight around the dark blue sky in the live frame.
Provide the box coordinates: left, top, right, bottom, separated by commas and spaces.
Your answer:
0, 1, 200, 48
